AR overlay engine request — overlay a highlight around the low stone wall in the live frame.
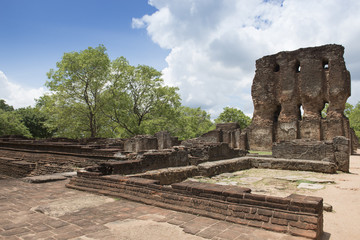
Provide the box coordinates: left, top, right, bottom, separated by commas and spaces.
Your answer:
129, 166, 200, 185
187, 143, 246, 164
87, 144, 247, 176
95, 148, 190, 175
272, 136, 350, 172
67, 173, 323, 239
129, 157, 336, 185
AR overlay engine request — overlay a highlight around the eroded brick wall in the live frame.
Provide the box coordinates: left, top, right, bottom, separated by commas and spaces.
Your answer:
249, 44, 351, 151
67, 173, 323, 239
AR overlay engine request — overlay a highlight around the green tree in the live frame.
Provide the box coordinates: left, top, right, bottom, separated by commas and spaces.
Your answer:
15, 107, 54, 138
321, 103, 328, 118
215, 107, 251, 129
344, 102, 354, 118
349, 102, 360, 139
0, 99, 14, 112
45, 45, 111, 138
103, 57, 181, 137
321, 102, 353, 118
172, 106, 215, 140
0, 109, 32, 137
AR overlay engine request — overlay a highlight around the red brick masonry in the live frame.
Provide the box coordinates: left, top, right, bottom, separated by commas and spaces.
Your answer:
67, 171, 323, 239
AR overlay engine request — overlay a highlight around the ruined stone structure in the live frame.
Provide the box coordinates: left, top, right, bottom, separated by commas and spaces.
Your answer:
2, 44, 358, 239
182, 123, 246, 150
249, 44, 351, 151
123, 132, 181, 153
1, 130, 330, 238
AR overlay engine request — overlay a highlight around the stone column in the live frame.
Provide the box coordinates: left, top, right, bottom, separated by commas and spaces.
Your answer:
276, 58, 301, 142
299, 58, 325, 140
249, 56, 280, 150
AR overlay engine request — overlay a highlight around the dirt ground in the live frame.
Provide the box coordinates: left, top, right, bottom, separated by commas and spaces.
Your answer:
189, 151, 360, 239
312, 152, 360, 240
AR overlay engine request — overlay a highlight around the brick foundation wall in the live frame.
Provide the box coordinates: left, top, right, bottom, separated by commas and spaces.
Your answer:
67, 173, 323, 239
0, 157, 35, 177
0, 148, 113, 177
0, 140, 121, 156
272, 136, 350, 172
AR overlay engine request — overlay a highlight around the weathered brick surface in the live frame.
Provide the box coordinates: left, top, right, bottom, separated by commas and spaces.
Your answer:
249, 44, 351, 151
272, 137, 350, 172
68, 174, 323, 239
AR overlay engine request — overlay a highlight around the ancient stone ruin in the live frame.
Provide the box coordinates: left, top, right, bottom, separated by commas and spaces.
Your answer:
248, 44, 351, 151
1, 44, 358, 240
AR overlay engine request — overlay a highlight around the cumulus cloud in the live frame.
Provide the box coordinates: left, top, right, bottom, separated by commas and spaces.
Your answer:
0, 71, 46, 109
133, 0, 360, 117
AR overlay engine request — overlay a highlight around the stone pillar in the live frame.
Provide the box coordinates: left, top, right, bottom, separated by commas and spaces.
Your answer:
276, 58, 301, 142
299, 58, 325, 140
249, 56, 279, 151
333, 136, 350, 172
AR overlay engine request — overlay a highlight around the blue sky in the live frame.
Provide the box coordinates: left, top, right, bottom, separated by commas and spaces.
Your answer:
0, 0, 168, 89
1, 0, 360, 118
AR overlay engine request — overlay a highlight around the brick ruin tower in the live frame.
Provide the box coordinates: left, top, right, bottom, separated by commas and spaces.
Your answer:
248, 44, 351, 151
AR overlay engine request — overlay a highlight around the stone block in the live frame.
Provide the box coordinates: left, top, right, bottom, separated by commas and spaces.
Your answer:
124, 135, 158, 153
200, 130, 222, 143
276, 121, 298, 142
155, 131, 178, 150
272, 139, 334, 161
322, 118, 348, 141
300, 119, 321, 140
248, 124, 274, 151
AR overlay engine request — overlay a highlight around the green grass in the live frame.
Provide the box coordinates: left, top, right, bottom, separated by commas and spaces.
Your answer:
249, 150, 272, 155
296, 180, 316, 184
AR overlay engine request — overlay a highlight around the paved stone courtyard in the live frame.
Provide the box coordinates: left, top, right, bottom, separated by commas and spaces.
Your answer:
0, 176, 305, 240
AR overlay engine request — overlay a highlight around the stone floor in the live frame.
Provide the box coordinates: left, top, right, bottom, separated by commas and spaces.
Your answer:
0, 176, 305, 240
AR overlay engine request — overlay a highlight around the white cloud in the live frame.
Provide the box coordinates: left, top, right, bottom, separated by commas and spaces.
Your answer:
0, 71, 47, 109
134, 0, 360, 118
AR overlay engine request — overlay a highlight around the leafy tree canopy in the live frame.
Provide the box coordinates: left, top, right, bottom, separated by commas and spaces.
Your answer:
0, 99, 14, 112
349, 102, 360, 139
174, 106, 215, 140
215, 107, 251, 129
103, 57, 181, 137
44, 45, 111, 138
0, 109, 32, 137
16, 107, 54, 138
